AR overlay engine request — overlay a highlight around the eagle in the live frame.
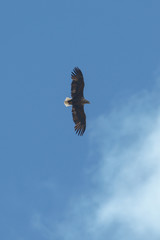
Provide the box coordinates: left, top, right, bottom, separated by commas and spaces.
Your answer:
64, 67, 90, 136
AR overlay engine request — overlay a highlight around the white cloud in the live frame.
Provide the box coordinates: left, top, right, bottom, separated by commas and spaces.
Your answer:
32, 80, 160, 240
88, 85, 160, 239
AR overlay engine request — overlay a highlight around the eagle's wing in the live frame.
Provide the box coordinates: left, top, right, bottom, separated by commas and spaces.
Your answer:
71, 67, 84, 99
72, 105, 86, 136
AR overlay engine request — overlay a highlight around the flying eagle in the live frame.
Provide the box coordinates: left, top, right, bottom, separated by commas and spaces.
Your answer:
64, 67, 90, 136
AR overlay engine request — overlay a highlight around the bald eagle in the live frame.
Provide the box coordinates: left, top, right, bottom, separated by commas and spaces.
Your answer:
64, 67, 90, 136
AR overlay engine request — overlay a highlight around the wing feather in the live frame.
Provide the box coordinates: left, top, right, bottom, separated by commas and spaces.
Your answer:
71, 67, 84, 99
72, 105, 86, 136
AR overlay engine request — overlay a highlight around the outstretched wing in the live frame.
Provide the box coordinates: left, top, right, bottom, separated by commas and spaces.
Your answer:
72, 105, 86, 136
71, 67, 84, 99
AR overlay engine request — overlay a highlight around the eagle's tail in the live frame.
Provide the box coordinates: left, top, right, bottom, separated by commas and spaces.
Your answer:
64, 97, 72, 107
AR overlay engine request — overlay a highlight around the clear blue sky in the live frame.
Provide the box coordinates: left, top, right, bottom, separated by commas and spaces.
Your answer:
1, 1, 160, 240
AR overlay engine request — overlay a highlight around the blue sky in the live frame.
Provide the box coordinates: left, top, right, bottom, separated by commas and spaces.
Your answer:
1, 1, 160, 239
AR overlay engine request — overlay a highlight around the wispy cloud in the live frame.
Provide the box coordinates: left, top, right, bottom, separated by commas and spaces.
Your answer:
32, 79, 160, 240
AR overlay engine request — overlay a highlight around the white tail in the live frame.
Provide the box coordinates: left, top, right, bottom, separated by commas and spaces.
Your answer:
64, 97, 72, 107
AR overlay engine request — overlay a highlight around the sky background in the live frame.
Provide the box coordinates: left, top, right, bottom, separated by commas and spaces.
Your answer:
1, 1, 160, 239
